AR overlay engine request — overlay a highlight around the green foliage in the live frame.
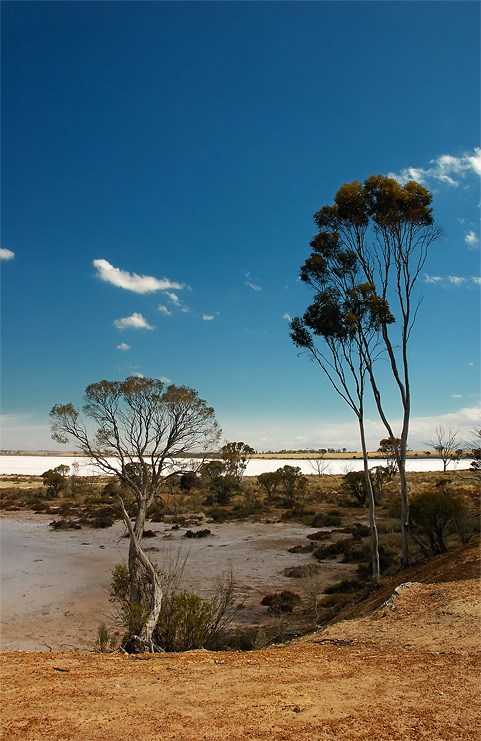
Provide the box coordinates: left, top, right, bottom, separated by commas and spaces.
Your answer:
277, 465, 307, 505
220, 441, 255, 483
317, 592, 352, 609
210, 474, 239, 505
341, 471, 369, 507
257, 470, 282, 499
199, 460, 239, 505
370, 466, 392, 501
261, 590, 301, 613
226, 629, 270, 652
110, 564, 148, 635
41, 467, 68, 498
324, 578, 362, 595
283, 563, 320, 578
111, 564, 130, 602
343, 522, 370, 539
153, 592, 217, 652
95, 623, 117, 653
307, 530, 332, 541
179, 471, 198, 492
311, 509, 343, 527
110, 560, 236, 652
410, 491, 466, 556
377, 438, 400, 477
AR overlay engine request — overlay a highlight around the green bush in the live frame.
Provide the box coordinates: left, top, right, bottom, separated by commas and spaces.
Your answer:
261, 590, 301, 613
154, 592, 217, 652
283, 563, 320, 579
226, 628, 270, 651
324, 578, 362, 594
110, 562, 236, 652
307, 530, 332, 541
376, 518, 402, 534
317, 592, 351, 608
287, 542, 316, 553
311, 510, 343, 527
342, 522, 370, 539
410, 491, 467, 556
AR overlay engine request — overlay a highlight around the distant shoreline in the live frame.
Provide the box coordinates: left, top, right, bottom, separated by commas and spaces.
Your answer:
0, 449, 444, 460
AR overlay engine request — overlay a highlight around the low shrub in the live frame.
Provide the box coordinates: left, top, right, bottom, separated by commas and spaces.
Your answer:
311, 510, 343, 527
261, 590, 301, 613
91, 511, 116, 528
184, 528, 212, 539
307, 530, 332, 541
376, 518, 402, 534
225, 628, 271, 652
341, 522, 370, 539
317, 592, 352, 608
324, 578, 363, 594
283, 564, 320, 579
207, 507, 231, 522
312, 541, 346, 561
49, 518, 82, 530
110, 562, 237, 653
288, 542, 316, 554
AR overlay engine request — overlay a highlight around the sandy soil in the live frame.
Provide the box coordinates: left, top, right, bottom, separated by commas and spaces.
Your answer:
1, 537, 479, 741
0, 512, 357, 651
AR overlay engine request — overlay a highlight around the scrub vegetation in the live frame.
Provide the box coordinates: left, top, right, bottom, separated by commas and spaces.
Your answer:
1, 463, 479, 651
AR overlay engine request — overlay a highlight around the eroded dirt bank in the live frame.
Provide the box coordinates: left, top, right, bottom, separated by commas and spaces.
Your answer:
1, 538, 479, 741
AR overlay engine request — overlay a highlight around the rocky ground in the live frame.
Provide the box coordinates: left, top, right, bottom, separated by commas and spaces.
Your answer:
1, 537, 479, 741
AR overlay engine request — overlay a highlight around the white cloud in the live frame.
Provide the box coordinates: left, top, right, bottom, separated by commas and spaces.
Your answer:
451, 394, 462, 399
244, 271, 262, 292
132, 372, 144, 378
406, 407, 481, 449
466, 148, 481, 176
93, 259, 184, 294
158, 305, 172, 316
202, 314, 214, 321
425, 274, 480, 288
465, 230, 479, 248
117, 343, 132, 351
283, 313, 292, 321
165, 291, 180, 305
389, 148, 481, 187
114, 312, 154, 330
0, 248, 15, 260
221, 406, 481, 453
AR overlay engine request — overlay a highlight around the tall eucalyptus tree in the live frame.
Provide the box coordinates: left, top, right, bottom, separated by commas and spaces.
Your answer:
293, 175, 442, 568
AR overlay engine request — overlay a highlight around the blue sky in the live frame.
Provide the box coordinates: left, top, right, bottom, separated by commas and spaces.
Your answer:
1, 1, 480, 452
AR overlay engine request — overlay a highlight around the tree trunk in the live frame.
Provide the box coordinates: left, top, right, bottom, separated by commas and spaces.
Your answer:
120, 498, 163, 651
127, 495, 149, 604
367, 368, 410, 568
358, 417, 380, 582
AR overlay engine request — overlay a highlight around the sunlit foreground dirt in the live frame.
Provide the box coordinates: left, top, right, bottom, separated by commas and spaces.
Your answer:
1, 538, 479, 741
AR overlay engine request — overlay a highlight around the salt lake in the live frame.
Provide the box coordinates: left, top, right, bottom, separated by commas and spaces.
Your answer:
0, 454, 472, 477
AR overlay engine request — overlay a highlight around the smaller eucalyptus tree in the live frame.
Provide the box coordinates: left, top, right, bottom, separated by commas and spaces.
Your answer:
51, 376, 220, 649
